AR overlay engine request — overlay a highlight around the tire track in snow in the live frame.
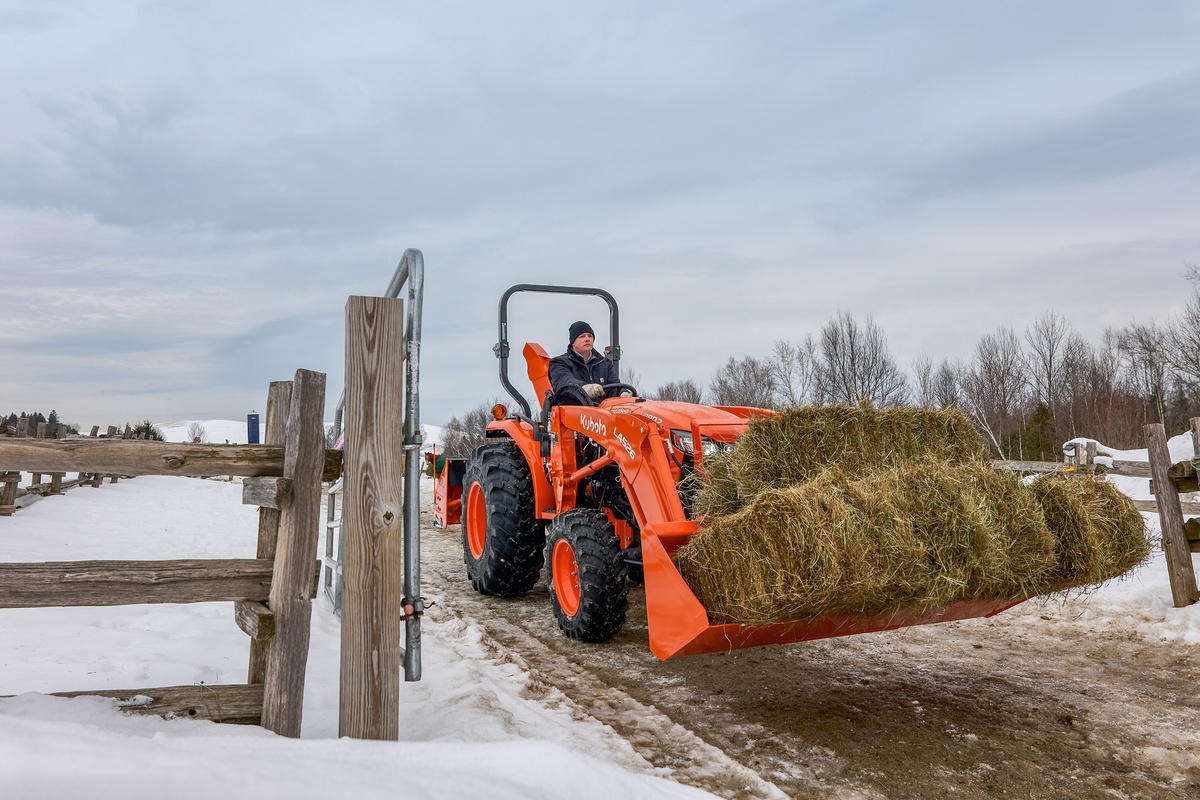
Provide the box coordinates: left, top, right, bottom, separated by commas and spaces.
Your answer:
420, 519, 788, 800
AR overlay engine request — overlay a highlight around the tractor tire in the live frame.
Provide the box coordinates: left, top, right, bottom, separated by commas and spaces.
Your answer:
546, 508, 629, 642
461, 441, 545, 597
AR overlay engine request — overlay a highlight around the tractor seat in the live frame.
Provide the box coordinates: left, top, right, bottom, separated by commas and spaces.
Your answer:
524, 343, 554, 409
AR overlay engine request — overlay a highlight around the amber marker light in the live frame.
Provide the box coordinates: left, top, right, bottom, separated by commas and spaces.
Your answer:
492, 404, 508, 420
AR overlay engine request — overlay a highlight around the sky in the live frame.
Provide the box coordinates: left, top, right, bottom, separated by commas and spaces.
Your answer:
2, 1, 1199, 427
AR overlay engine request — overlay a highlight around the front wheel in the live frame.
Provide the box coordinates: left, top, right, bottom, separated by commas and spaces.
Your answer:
461, 441, 544, 596
546, 509, 628, 642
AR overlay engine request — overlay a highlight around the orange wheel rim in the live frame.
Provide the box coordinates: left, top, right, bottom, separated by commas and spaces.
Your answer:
552, 538, 581, 617
466, 483, 487, 559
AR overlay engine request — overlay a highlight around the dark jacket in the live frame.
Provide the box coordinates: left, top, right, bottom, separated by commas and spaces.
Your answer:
549, 347, 621, 405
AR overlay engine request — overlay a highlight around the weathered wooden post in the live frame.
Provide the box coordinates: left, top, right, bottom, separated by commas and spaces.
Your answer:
260, 368, 326, 737
339, 295, 405, 740
244, 381, 292, 685
16, 417, 28, 437
0, 472, 18, 516
1145, 423, 1200, 607
32, 424, 45, 485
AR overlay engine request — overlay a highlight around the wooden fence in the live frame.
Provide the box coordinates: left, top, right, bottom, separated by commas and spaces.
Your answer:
0, 369, 339, 737
995, 418, 1200, 608
0, 422, 156, 516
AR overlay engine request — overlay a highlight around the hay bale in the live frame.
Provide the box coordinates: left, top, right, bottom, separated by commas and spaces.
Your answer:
675, 461, 1057, 624
1029, 475, 1150, 589
693, 405, 991, 516
675, 403, 1150, 626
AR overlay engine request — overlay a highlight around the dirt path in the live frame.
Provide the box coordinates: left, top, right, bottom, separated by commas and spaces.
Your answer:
419, 506, 1199, 799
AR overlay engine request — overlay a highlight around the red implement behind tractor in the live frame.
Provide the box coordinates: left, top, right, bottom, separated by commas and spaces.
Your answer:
445, 285, 1024, 659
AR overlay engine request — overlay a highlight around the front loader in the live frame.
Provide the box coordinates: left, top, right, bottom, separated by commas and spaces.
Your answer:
451, 284, 1024, 659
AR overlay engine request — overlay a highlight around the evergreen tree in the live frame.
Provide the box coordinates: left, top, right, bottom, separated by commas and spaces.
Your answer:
1015, 402, 1058, 462
132, 420, 166, 441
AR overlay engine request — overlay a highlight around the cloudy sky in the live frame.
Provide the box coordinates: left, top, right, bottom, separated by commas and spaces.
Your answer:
2, 1, 1198, 427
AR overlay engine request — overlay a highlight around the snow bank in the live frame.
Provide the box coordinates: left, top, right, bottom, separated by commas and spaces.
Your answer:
0, 693, 704, 800
0, 473, 709, 799
1065, 431, 1196, 464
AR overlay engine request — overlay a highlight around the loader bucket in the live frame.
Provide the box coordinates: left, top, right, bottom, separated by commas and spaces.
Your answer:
641, 522, 1027, 660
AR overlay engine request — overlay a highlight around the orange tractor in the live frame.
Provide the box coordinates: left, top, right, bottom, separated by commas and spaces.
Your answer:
436, 285, 1024, 659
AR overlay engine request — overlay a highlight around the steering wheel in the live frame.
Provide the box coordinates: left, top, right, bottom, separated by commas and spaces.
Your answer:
605, 382, 639, 398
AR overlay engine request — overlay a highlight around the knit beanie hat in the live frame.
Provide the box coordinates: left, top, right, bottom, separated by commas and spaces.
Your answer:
569, 320, 595, 344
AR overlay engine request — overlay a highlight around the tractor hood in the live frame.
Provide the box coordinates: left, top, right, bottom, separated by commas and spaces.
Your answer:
605, 398, 767, 445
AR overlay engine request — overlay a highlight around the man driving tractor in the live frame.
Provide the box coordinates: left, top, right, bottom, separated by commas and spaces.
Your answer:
548, 320, 633, 405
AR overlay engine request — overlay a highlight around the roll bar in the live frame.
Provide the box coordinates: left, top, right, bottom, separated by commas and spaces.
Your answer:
494, 284, 620, 419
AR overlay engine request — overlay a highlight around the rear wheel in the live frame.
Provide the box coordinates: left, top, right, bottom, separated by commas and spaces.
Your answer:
461, 441, 544, 596
546, 509, 628, 641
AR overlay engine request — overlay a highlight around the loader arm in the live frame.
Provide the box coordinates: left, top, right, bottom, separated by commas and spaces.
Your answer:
552, 402, 1027, 660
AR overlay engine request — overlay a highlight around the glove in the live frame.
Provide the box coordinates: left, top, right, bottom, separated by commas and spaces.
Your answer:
582, 383, 605, 400
619, 390, 633, 397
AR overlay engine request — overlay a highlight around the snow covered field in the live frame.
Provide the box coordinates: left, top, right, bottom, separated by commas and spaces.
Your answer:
0, 422, 707, 800
1, 423, 1197, 798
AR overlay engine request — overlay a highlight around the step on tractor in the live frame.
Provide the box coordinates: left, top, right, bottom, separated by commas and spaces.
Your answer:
434, 284, 1025, 659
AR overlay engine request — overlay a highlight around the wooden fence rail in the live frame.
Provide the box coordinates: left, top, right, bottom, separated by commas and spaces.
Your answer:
0, 368, 332, 737
0, 439, 341, 481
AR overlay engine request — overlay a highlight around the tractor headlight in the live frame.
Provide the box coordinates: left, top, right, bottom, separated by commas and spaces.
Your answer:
669, 430, 730, 457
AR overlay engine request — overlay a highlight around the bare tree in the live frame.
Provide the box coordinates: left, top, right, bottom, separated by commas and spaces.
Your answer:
1024, 310, 1073, 409
709, 356, 777, 408
933, 358, 963, 409
619, 366, 643, 394
1053, 330, 1091, 440
1167, 289, 1200, 384
186, 421, 209, 443
653, 379, 704, 403
324, 423, 341, 449
814, 310, 908, 407
1060, 328, 1142, 448
912, 353, 936, 408
960, 326, 1029, 458
768, 336, 818, 408
440, 400, 501, 457
1119, 321, 1170, 426
1184, 262, 1200, 285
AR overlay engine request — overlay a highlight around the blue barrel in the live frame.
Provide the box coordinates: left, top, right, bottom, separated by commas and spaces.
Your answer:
247, 413, 261, 444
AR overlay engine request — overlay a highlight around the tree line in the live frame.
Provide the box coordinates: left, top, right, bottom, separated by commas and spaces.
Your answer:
663, 287, 1200, 459
2, 410, 74, 437
1, 411, 164, 441
439, 279, 1200, 460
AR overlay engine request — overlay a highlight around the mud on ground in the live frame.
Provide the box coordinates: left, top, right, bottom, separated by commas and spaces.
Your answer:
419, 502, 1199, 800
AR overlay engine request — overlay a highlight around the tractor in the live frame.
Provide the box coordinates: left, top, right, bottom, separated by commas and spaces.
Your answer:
439, 284, 1024, 659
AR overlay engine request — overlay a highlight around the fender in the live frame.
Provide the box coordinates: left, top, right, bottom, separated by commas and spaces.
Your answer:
484, 418, 556, 519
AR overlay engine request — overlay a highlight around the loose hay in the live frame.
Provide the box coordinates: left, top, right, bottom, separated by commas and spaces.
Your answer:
675, 461, 1057, 624
1029, 474, 1150, 589
675, 405, 1151, 625
692, 405, 991, 517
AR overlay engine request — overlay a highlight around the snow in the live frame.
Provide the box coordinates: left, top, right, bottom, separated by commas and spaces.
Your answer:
0, 427, 709, 799
1052, 434, 1200, 645
1065, 431, 1197, 464
3, 423, 1199, 797
157, 419, 254, 445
